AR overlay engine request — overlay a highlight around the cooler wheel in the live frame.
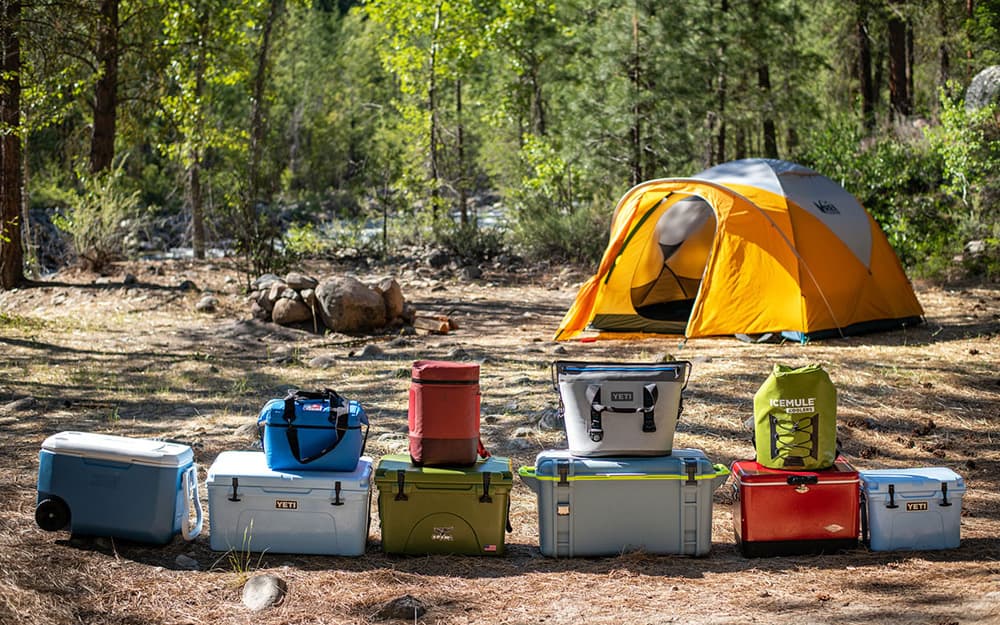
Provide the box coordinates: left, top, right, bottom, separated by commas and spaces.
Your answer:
35, 497, 70, 532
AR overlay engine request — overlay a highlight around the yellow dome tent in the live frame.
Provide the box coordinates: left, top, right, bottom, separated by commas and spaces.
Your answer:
554, 159, 924, 342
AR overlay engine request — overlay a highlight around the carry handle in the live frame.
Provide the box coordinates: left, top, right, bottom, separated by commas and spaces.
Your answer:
786, 474, 819, 486
585, 383, 659, 442
181, 465, 203, 541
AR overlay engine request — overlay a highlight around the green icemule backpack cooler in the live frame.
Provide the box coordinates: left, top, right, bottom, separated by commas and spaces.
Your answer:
258, 388, 369, 472
753, 364, 837, 470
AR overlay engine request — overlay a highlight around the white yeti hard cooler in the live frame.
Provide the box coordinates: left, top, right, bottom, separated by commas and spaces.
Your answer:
206, 451, 371, 556
860, 467, 965, 552
518, 448, 728, 557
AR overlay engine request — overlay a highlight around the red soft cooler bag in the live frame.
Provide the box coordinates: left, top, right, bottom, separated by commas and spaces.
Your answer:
408, 360, 489, 466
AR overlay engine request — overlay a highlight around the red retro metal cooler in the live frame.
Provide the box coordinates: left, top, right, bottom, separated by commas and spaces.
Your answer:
731, 457, 860, 557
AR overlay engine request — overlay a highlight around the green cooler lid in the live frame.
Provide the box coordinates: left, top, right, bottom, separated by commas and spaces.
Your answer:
375, 454, 512, 485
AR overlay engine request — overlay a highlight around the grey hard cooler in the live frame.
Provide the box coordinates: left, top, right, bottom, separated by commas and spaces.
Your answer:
554, 361, 691, 457
518, 449, 728, 557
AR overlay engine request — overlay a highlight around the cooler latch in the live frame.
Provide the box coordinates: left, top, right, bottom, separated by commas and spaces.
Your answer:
886, 484, 898, 509
684, 458, 698, 485
228, 477, 241, 502
332, 481, 344, 506
480, 473, 493, 504
395, 471, 408, 501
939, 483, 952, 507
557, 460, 569, 486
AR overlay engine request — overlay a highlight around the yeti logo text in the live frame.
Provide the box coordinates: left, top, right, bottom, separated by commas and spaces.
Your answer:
906, 502, 929, 512
770, 397, 816, 414
611, 391, 634, 402
275, 500, 298, 510
815, 200, 840, 214
432, 527, 455, 541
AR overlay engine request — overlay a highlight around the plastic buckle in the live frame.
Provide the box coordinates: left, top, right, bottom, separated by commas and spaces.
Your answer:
684, 459, 697, 485
557, 461, 569, 486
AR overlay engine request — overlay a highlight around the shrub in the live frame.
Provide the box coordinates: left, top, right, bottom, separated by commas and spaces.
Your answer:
51, 158, 144, 273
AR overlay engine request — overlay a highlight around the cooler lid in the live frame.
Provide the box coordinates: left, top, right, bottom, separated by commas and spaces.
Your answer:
531, 449, 721, 482
860, 468, 966, 494
732, 457, 859, 485
41, 431, 193, 468
206, 451, 372, 489
411, 360, 479, 382
374, 454, 512, 485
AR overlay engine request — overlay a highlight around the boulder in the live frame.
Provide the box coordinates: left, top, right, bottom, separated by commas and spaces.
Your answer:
377, 277, 405, 320
285, 272, 318, 291
967, 65, 1000, 110
427, 250, 450, 269
374, 595, 427, 621
250, 300, 270, 321
195, 296, 218, 313
242, 574, 287, 612
315, 277, 387, 333
252, 273, 282, 291
272, 298, 313, 325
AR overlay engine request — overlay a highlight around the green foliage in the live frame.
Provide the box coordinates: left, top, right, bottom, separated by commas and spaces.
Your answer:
434, 220, 508, 262
51, 157, 145, 272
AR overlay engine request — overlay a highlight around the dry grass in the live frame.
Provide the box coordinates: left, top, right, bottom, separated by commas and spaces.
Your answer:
1, 259, 999, 625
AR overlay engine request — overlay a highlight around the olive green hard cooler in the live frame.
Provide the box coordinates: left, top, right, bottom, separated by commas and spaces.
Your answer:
374, 454, 512, 555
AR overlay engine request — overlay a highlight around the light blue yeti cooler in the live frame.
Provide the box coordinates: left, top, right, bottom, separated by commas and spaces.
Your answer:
519, 449, 729, 557
860, 468, 966, 551
36, 431, 203, 544
206, 451, 372, 556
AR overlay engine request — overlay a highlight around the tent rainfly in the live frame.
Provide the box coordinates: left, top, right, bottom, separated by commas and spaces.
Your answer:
555, 159, 924, 342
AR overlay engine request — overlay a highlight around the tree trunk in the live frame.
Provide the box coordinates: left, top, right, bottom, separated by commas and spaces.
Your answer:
90, 0, 119, 174
530, 64, 546, 136
857, 0, 875, 132
758, 63, 777, 159
715, 0, 728, 165
189, 12, 208, 260
456, 79, 467, 225
428, 3, 441, 219
937, 0, 950, 94
0, 0, 24, 289
243, 0, 284, 274
887, 2, 911, 120
630, 8, 642, 187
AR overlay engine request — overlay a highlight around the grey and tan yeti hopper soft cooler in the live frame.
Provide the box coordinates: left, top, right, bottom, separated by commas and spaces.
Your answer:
519, 449, 729, 557
553, 360, 691, 457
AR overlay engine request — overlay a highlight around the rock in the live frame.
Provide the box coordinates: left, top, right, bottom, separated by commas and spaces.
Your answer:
272, 298, 313, 325
966, 240, 987, 256
377, 433, 408, 444
0, 396, 36, 415
123, 273, 138, 286
445, 347, 469, 360
178, 279, 198, 292
513, 426, 534, 438
280, 288, 302, 302
387, 337, 412, 348
252, 273, 282, 290
427, 250, 450, 269
284, 272, 318, 291
300, 288, 317, 307
242, 574, 287, 612
250, 300, 270, 321
460, 265, 483, 280
233, 422, 260, 439
506, 438, 534, 451
308, 355, 338, 369
374, 595, 427, 621
537, 408, 564, 432
400, 301, 417, 325
174, 554, 199, 570
315, 276, 387, 333
966, 65, 1000, 110
267, 282, 287, 308
352, 344, 386, 359
195, 296, 218, 312
483, 415, 501, 425
550, 345, 568, 355
378, 277, 406, 320
94, 276, 113, 286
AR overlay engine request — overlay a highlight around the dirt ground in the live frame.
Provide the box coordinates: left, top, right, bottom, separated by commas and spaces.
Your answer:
1, 257, 999, 625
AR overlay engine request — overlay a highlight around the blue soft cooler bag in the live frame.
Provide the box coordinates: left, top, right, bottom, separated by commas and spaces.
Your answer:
258, 389, 369, 472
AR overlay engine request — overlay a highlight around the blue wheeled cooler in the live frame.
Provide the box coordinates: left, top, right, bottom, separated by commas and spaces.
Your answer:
35, 431, 203, 544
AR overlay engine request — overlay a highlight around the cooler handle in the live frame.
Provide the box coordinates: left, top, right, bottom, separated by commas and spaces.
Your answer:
181, 464, 203, 541
517, 466, 540, 494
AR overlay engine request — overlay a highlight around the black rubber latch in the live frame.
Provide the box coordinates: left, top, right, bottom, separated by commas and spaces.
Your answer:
887, 483, 899, 509
395, 471, 408, 501
557, 461, 569, 486
684, 458, 698, 484
332, 481, 344, 506
229, 477, 240, 502
939, 482, 952, 507
480, 473, 493, 504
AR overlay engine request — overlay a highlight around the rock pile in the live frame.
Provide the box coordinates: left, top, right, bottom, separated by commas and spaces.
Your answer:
248, 272, 416, 333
